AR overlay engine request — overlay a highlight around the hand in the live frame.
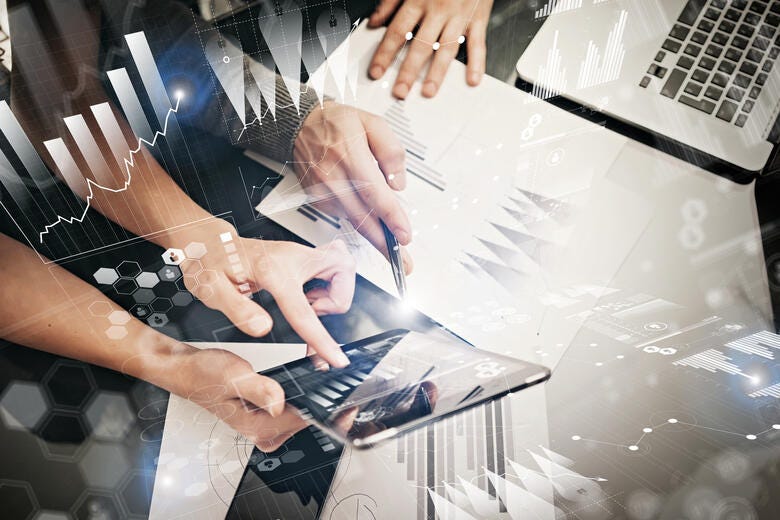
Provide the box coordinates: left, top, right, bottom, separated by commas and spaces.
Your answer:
367, 0, 493, 98
294, 100, 414, 272
166, 347, 306, 451
175, 222, 356, 367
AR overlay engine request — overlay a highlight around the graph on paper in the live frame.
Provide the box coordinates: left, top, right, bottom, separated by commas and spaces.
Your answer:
672, 348, 756, 380
535, 0, 584, 19
531, 31, 568, 101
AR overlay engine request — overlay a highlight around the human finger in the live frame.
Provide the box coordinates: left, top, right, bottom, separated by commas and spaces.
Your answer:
368, 3, 422, 80
350, 140, 411, 244
368, 0, 402, 27
466, 19, 488, 86
269, 285, 350, 368
392, 14, 447, 99
231, 372, 286, 417
191, 271, 273, 337
360, 111, 407, 191
422, 21, 464, 97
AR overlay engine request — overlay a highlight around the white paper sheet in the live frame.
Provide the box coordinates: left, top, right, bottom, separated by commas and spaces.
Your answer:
255, 25, 651, 368
148, 342, 306, 520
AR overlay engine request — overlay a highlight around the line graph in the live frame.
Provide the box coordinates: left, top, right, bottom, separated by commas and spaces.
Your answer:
571, 417, 780, 452
38, 95, 182, 242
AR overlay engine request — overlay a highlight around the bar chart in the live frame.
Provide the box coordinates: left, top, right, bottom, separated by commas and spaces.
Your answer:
0, 31, 197, 263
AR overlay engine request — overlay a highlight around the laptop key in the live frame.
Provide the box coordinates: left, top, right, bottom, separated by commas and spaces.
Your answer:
639, 76, 651, 88
691, 31, 708, 44
727, 86, 745, 101
750, 2, 767, 15
749, 86, 762, 98
772, 3, 780, 13
747, 48, 764, 62
662, 39, 682, 53
763, 60, 774, 71
716, 100, 739, 121
733, 0, 748, 8
738, 24, 755, 37
733, 35, 750, 48
678, 55, 695, 69
699, 56, 717, 69
756, 72, 768, 84
679, 94, 717, 114
745, 13, 762, 26
719, 20, 737, 32
661, 68, 688, 98
692, 68, 709, 82
670, 24, 691, 40
734, 73, 751, 87
725, 8, 743, 21
725, 48, 743, 61
743, 99, 755, 112
767, 12, 780, 26
771, 46, 780, 58
704, 85, 724, 100
685, 43, 702, 56
717, 59, 736, 73
699, 19, 716, 32
706, 44, 724, 57
704, 8, 721, 21
712, 72, 729, 86
712, 32, 730, 44
735, 113, 748, 127
684, 82, 703, 95
759, 24, 776, 37
740, 61, 759, 75
753, 36, 771, 49
679, 0, 707, 25
655, 51, 666, 62
648, 63, 668, 78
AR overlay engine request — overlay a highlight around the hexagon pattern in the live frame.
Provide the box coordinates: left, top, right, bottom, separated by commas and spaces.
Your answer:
104, 326, 127, 340
0, 482, 37, 520
78, 442, 130, 488
172, 291, 193, 307
162, 248, 185, 265
133, 289, 155, 304
116, 260, 142, 278
157, 265, 182, 282
256, 457, 281, 471
85, 392, 135, 441
108, 310, 131, 325
0, 381, 49, 430
135, 271, 160, 288
93, 268, 119, 285
87, 301, 112, 317
73, 491, 122, 520
33, 511, 70, 520
147, 313, 169, 328
184, 241, 207, 259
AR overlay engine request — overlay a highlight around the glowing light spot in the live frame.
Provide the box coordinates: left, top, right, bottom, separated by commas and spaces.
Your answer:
222, 56, 230, 63
643, 427, 653, 433
746, 434, 757, 440
405, 31, 413, 41
571, 435, 581, 441
773, 424, 780, 429
668, 418, 678, 424
628, 445, 639, 451
432, 42, 440, 50
457, 35, 466, 44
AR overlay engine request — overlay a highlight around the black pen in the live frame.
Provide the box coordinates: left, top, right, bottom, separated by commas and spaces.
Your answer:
380, 219, 407, 299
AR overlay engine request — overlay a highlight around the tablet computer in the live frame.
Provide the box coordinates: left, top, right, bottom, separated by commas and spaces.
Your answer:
261, 328, 551, 448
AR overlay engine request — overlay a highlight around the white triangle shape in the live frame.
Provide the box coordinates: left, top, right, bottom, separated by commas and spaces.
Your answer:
258, 6, 303, 111
429, 489, 479, 520
205, 36, 245, 124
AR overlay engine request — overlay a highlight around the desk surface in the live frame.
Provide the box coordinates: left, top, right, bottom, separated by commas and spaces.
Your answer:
1, 2, 779, 519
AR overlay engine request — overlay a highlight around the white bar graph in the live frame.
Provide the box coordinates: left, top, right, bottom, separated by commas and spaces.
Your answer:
91, 102, 132, 172
725, 331, 780, 360
125, 32, 175, 130
107, 68, 154, 142
749, 383, 780, 398
577, 10, 628, 89
532, 31, 568, 101
43, 138, 88, 199
535, 0, 583, 19
63, 114, 115, 187
673, 349, 753, 379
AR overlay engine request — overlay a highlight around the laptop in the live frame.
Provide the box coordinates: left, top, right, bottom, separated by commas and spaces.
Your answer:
516, 0, 780, 178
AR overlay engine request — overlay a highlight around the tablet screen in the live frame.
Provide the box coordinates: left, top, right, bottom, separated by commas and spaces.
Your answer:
262, 329, 550, 446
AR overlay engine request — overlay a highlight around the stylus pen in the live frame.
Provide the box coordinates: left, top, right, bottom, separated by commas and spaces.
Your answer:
380, 219, 407, 299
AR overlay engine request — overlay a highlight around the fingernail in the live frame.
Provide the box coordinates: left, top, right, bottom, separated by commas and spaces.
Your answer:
393, 83, 409, 98
396, 230, 410, 245
248, 315, 270, 335
469, 71, 481, 85
335, 351, 350, 368
369, 65, 384, 79
422, 80, 438, 97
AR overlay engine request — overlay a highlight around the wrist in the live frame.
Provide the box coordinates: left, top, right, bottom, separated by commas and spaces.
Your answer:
121, 325, 198, 395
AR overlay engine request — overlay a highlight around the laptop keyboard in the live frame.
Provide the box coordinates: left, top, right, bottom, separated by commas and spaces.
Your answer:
640, 0, 780, 127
